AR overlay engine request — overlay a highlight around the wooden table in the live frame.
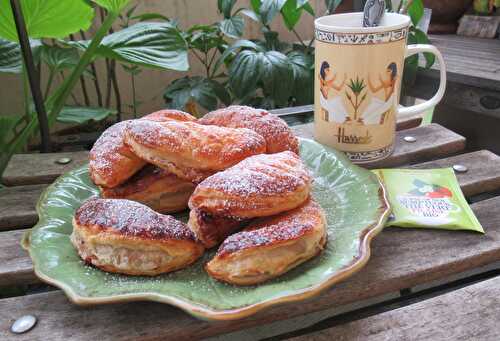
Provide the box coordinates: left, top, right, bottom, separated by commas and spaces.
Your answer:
2, 119, 500, 340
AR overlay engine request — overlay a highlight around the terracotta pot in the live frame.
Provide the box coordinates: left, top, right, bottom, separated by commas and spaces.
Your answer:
422, 0, 473, 34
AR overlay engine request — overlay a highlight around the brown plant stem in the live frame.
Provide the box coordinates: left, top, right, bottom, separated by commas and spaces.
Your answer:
80, 30, 103, 106
70, 34, 90, 106
110, 60, 122, 121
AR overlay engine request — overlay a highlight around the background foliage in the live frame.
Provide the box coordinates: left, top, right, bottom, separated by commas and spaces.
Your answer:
0, 0, 431, 175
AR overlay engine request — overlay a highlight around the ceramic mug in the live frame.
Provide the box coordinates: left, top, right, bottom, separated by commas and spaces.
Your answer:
314, 12, 446, 164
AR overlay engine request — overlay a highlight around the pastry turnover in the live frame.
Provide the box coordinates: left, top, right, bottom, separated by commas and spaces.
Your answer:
100, 165, 195, 214
123, 119, 267, 183
188, 208, 248, 248
198, 105, 299, 154
189, 151, 312, 218
206, 199, 327, 285
71, 198, 204, 276
89, 110, 196, 188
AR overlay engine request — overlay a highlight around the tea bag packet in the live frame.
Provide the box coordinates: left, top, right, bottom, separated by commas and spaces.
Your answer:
374, 168, 484, 233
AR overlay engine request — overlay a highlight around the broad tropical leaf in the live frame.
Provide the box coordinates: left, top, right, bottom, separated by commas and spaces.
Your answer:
407, 0, 424, 25
218, 0, 237, 18
0, 115, 23, 152
288, 50, 313, 104
214, 39, 263, 72
70, 22, 189, 71
281, 0, 305, 30
229, 50, 262, 98
0, 38, 21, 73
258, 0, 287, 25
57, 106, 117, 124
93, 0, 130, 14
163, 76, 229, 111
40, 45, 80, 72
0, 0, 94, 42
259, 50, 294, 105
219, 15, 245, 39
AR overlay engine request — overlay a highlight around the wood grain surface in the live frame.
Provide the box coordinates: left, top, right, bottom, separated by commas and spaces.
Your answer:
0, 196, 498, 340
0, 185, 46, 231
1, 151, 89, 186
289, 275, 500, 341
293, 123, 466, 168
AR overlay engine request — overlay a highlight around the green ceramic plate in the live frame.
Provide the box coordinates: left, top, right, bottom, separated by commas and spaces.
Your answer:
23, 138, 390, 320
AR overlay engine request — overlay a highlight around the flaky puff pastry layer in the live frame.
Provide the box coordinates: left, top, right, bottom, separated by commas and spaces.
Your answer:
71, 198, 204, 276
189, 151, 312, 219
89, 110, 196, 188
206, 199, 327, 285
198, 105, 299, 154
123, 119, 267, 183
100, 165, 195, 214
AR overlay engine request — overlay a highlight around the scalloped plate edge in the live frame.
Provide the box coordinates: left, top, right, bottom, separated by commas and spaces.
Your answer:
23, 164, 391, 321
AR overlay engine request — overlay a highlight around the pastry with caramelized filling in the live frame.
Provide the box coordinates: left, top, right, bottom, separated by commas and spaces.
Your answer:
123, 119, 266, 183
189, 151, 312, 218
71, 198, 204, 276
89, 110, 196, 188
99, 165, 195, 214
198, 105, 299, 154
206, 199, 327, 285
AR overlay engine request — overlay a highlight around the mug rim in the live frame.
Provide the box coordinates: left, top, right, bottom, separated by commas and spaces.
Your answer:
315, 12, 411, 33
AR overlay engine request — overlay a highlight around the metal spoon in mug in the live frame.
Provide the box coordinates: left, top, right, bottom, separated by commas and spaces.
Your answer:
363, 0, 385, 27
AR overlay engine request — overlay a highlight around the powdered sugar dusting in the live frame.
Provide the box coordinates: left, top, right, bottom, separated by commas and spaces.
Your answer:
198, 105, 299, 154
75, 198, 196, 241
216, 200, 323, 257
196, 151, 311, 197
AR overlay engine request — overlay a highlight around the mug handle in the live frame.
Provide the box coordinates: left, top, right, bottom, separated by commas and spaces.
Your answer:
398, 44, 447, 119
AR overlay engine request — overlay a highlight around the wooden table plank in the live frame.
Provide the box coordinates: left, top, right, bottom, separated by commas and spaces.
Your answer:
1, 150, 495, 287
293, 123, 466, 168
288, 275, 500, 341
0, 185, 46, 231
427, 35, 500, 91
1, 196, 499, 340
411, 150, 500, 197
1, 151, 89, 186
0, 230, 35, 286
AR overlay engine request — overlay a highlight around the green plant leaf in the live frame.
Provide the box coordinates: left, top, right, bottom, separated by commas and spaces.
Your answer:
57, 106, 117, 124
287, 50, 313, 105
229, 50, 262, 98
281, 0, 303, 30
131, 13, 170, 22
220, 15, 245, 39
0, 0, 94, 42
70, 22, 189, 71
259, 0, 287, 25
93, 0, 130, 14
40, 45, 80, 72
214, 39, 262, 73
218, 0, 237, 18
0, 38, 21, 73
163, 76, 228, 111
0, 115, 23, 152
412, 28, 435, 68
259, 50, 294, 105
241, 9, 261, 22
324, 0, 343, 14
407, 0, 424, 25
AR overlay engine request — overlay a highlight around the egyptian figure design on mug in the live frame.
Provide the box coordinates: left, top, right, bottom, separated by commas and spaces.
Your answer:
318, 61, 347, 123
318, 61, 398, 126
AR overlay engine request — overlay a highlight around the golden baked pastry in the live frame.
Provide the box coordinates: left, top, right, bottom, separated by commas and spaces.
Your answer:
124, 119, 267, 183
189, 151, 312, 218
188, 208, 248, 248
198, 105, 299, 154
206, 199, 327, 285
100, 165, 195, 214
71, 198, 204, 276
89, 110, 196, 188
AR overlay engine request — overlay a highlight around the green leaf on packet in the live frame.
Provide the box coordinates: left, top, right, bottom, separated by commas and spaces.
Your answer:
373, 168, 483, 233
